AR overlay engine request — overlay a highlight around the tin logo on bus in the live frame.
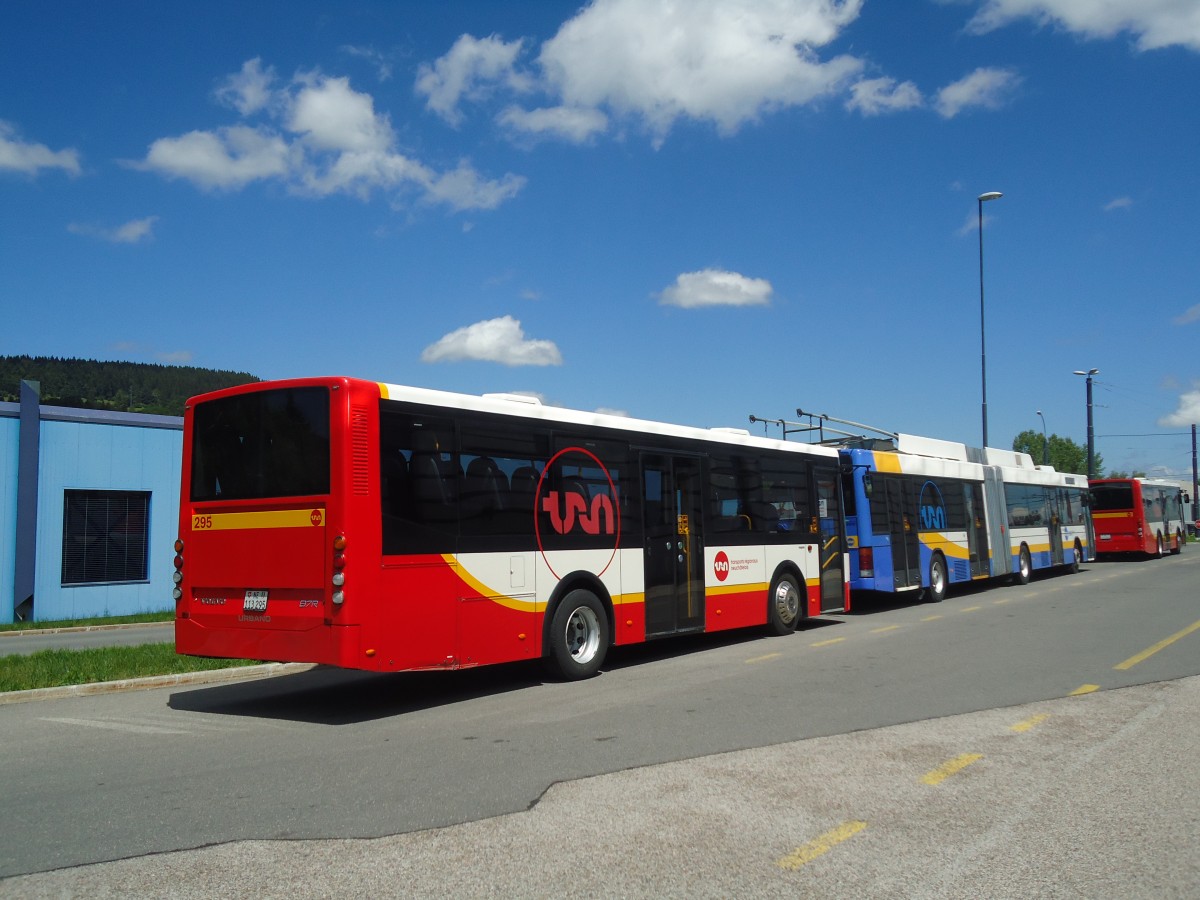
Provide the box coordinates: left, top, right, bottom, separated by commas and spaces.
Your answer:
534, 446, 620, 579
714, 551, 731, 582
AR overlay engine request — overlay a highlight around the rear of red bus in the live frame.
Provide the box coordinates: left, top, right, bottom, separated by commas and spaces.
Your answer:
174, 377, 381, 668
1089, 478, 1151, 554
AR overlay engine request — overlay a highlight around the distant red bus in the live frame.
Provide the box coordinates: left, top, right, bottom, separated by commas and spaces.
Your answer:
1089, 478, 1187, 557
173, 377, 850, 679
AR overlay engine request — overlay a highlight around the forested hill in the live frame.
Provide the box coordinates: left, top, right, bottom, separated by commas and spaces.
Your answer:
0, 356, 259, 416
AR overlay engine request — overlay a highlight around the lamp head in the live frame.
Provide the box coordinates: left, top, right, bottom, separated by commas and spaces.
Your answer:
978, 191, 1003, 202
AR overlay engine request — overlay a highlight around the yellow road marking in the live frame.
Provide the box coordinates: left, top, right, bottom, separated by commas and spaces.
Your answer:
1114, 619, 1200, 671
777, 821, 868, 871
922, 753, 983, 786
992, 598, 1011, 605
746, 652, 782, 664
1010, 713, 1050, 733
1070, 684, 1099, 696
871, 625, 901, 634
922, 614, 943, 622
811, 637, 846, 648
960, 606, 982, 613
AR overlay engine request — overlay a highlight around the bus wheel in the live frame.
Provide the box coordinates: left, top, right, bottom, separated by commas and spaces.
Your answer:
1070, 541, 1082, 574
546, 590, 609, 680
925, 554, 947, 603
1171, 531, 1183, 555
1014, 545, 1032, 585
767, 573, 802, 635
1156, 534, 1164, 558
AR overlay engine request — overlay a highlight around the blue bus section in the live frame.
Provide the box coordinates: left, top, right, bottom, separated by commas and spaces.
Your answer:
839, 433, 1094, 602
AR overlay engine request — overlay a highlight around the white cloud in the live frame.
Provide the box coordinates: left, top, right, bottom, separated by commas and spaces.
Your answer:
215, 58, 277, 115
0, 120, 82, 176
497, 105, 610, 143
846, 77, 924, 115
288, 74, 392, 153
1104, 196, 1134, 211
67, 216, 160, 244
157, 350, 195, 364
421, 316, 563, 366
134, 61, 525, 213
935, 67, 1022, 118
1159, 386, 1200, 427
1174, 304, 1200, 325
420, 161, 527, 212
136, 126, 292, 190
536, 0, 866, 144
415, 34, 532, 126
657, 269, 773, 308
967, 0, 1200, 52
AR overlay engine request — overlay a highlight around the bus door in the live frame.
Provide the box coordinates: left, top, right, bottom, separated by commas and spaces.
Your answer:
883, 477, 921, 589
814, 465, 846, 612
965, 483, 989, 578
641, 453, 705, 636
1048, 490, 1064, 565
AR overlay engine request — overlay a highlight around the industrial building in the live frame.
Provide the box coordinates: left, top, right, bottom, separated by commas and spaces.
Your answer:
2, 380, 181, 624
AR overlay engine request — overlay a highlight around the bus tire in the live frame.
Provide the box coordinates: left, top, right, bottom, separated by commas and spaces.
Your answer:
1070, 541, 1082, 574
1171, 531, 1183, 555
1014, 545, 1032, 585
767, 572, 802, 635
1155, 534, 1164, 558
545, 589, 609, 680
925, 554, 947, 603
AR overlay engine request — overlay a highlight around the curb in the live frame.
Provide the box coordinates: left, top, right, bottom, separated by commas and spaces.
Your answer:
0, 621, 174, 639
0, 662, 317, 706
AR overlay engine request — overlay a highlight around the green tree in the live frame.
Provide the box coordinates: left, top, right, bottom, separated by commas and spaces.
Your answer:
1011, 430, 1103, 476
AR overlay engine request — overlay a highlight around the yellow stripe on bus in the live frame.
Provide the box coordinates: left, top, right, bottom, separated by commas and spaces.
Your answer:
193, 509, 326, 531
873, 451, 903, 473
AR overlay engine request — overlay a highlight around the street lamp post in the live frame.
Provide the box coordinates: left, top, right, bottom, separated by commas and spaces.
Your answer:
1036, 410, 1048, 466
1073, 368, 1099, 478
978, 191, 1003, 448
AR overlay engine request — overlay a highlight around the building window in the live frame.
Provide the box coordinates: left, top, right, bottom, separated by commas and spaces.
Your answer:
61, 490, 151, 585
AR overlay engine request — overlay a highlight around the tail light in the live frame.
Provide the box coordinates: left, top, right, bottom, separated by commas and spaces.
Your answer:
172, 538, 184, 600
859, 546, 874, 578
332, 535, 346, 605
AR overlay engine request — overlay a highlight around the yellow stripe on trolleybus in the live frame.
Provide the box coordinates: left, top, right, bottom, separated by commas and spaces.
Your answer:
192, 509, 326, 531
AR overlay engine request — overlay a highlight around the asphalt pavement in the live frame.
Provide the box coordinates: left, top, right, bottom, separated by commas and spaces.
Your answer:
2, 674, 1197, 897
2, 620, 1198, 897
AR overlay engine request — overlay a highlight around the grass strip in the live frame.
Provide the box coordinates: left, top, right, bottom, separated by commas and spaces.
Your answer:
0, 643, 260, 693
0, 611, 174, 633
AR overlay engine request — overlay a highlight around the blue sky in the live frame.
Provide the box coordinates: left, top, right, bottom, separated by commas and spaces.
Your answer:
3, 1, 1199, 478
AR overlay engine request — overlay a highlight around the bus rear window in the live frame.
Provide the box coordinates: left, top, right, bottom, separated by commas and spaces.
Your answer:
190, 387, 331, 501
1090, 483, 1133, 511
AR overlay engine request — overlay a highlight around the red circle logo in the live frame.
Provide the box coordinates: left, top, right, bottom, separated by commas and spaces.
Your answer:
714, 551, 730, 582
534, 447, 620, 580
310, 509, 323, 526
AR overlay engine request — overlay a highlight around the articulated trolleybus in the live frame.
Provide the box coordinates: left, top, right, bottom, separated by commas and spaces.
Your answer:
173, 377, 850, 679
840, 433, 1093, 602
1089, 477, 1187, 557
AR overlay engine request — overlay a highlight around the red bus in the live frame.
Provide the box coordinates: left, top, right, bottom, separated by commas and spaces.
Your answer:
1089, 477, 1187, 557
173, 378, 849, 679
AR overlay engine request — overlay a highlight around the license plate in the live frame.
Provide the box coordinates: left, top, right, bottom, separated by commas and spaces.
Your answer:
1100, 534, 1111, 540
243, 590, 268, 613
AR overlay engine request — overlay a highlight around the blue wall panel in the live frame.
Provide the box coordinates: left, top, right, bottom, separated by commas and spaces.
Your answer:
33, 420, 182, 621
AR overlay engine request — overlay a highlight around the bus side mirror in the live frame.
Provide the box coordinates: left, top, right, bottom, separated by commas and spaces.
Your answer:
862, 473, 873, 497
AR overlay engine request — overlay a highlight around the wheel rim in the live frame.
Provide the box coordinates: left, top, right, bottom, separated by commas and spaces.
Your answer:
932, 562, 945, 595
565, 606, 601, 664
775, 579, 800, 626
1021, 551, 1030, 578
